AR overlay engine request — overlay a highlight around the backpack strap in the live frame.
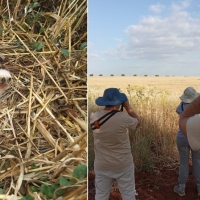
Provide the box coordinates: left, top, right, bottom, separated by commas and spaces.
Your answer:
90, 110, 120, 130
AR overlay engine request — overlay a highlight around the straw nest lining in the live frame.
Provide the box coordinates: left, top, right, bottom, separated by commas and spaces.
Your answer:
0, 0, 87, 199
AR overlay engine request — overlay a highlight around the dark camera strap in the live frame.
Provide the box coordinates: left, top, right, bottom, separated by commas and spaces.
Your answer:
181, 103, 189, 111
90, 110, 120, 130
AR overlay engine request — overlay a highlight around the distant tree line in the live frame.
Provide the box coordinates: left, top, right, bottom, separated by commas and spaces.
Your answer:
88, 74, 180, 77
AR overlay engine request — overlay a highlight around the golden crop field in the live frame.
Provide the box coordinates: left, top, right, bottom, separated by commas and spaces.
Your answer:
88, 76, 200, 97
88, 76, 200, 171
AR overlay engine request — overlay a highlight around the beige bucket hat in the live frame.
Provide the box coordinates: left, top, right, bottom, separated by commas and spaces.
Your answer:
186, 114, 200, 151
179, 87, 200, 103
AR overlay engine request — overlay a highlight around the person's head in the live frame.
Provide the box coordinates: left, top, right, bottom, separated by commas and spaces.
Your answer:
95, 88, 127, 107
104, 104, 121, 110
179, 87, 199, 103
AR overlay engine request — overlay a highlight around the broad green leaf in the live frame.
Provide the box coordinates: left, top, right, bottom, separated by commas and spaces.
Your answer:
59, 176, 76, 187
41, 184, 54, 199
61, 48, 69, 56
41, 184, 59, 199
80, 42, 87, 50
73, 164, 87, 180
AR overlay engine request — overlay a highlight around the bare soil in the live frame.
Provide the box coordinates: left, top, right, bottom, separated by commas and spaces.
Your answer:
88, 162, 200, 200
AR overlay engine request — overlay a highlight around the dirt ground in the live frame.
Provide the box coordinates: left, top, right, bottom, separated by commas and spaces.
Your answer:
88, 162, 200, 200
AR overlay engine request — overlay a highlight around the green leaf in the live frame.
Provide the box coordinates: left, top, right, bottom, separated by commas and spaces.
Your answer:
2, 15, 8, 20
50, 183, 60, 191
39, 175, 49, 182
59, 176, 76, 187
19, 194, 34, 200
33, 2, 40, 9
32, 41, 43, 51
80, 42, 87, 50
72, 164, 87, 180
41, 184, 53, 199
0, 188, 3, 194
39, 27, 44, 34
61, 48, 69, 56
0, 27, 3, 36
55, 189, 66, 196
30, 185, 38, 192
41, 184, 59, 199
0, 161, 10, 171
30, 2, 40, 10
34, 170, 41, 174
31, 163, 37, 169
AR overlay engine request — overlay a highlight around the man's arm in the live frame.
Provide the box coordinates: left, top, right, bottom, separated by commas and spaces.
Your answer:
179, 96, 200, 135
122, 100, 140, 128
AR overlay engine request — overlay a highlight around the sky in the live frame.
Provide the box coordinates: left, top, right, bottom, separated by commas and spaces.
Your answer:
88, 0, 200, 76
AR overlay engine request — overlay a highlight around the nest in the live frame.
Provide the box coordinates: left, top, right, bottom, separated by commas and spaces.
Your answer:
0, 0, 87, 199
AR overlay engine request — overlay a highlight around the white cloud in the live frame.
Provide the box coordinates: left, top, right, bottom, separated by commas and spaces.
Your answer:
149, 4, 165, 13
88, 53, 104, 61
104, 0, 200, 62
171, 0, 190, 12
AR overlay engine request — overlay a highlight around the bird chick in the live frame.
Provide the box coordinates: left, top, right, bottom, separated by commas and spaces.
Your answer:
0, 69, 12, 97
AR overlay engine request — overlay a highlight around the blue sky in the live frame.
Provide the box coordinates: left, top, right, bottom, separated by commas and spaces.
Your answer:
88, 0, 200, 76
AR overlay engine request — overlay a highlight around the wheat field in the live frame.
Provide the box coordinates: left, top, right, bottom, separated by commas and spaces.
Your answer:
88, 76, 200, 97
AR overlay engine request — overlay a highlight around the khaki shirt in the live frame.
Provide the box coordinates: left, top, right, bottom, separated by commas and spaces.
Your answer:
90, 110, 138, 170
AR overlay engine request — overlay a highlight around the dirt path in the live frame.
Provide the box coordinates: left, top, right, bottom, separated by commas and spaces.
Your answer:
88, 163, 200, 200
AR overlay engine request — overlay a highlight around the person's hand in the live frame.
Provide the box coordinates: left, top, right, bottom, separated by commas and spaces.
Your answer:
122, 100, 140, 128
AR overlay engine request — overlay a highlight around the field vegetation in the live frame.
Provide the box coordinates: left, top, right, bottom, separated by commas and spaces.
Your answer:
88, 76, 200, 172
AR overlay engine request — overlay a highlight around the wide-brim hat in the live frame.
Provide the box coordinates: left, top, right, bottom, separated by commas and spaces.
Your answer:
95, 88, 127, 106
186, 114, 200, 151
179, 87, 200, 103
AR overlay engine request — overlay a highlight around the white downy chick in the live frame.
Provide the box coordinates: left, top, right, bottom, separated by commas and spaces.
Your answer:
0, 69, 12, 97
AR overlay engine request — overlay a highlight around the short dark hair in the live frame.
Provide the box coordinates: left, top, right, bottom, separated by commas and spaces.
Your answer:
105, 104, 121, 108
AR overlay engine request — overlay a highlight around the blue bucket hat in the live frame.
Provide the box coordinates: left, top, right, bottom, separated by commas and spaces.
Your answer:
95, 88, 127, 106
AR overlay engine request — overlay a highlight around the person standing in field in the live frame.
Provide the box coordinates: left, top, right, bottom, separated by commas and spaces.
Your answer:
90, 88, 140, 200
174, 87, 200, 197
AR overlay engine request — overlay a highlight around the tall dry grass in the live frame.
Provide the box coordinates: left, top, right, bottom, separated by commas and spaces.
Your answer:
88, 84, 180, 172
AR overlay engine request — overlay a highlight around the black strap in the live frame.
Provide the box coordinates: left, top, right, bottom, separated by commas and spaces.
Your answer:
90, 110, 120, 130
181, 103, 189, 111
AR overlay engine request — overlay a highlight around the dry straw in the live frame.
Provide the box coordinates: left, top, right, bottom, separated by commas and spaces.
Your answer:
0, 0, 87, 199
